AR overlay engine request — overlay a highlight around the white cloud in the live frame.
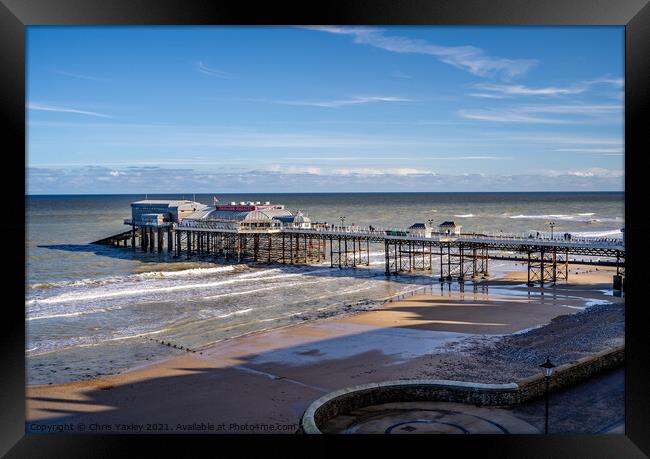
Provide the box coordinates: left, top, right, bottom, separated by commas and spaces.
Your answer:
27, 165, 624, 194
249, 95, 413, 108
522, 104, 621, 114
472, 83, 586, 96
196, 61, 230, 78
27, 102, 113, 118
498, 133, 622, 146
391, 70, 412, 79
544, 167, 623, 178
553, 148, 624, 155
306, 26, 537, 80
51, 70, 110, 82
458, 109, 565, 124
469, 77, 624, 98
467, 93, 508, 99
459, 104, 621, 124
262, 165, 434, 176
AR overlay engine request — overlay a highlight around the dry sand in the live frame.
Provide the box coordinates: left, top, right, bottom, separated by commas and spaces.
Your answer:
26, 265, 623, 433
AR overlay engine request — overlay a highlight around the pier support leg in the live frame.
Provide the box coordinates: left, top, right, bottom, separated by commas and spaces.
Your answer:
338, 237, 342, 269
367, 239, 370, 266
551, 250, 557, 284
385, 240, 390, 276
140, 226, 146, 252
131, 225, 136, 250
289, 233, 293, 264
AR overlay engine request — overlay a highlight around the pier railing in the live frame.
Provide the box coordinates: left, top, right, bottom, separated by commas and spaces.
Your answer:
170, 220, 623, 248
281, 226, 624, 248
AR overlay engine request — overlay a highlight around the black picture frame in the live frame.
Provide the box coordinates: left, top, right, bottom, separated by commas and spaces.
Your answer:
2, 0, 649, 456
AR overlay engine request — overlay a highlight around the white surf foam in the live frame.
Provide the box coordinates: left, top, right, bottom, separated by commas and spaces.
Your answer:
135, 266, 235, 279
508, 213, 621, 223
569, 230, 623, 238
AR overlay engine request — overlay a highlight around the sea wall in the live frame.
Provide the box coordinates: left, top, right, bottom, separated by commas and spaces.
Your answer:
299, 345, 624, 434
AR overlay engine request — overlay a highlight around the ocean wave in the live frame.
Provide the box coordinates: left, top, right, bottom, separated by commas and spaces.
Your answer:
569, 230, 623, 238
27, 268, 338, 306
27, 326, 173, 356
507, 213, 621, 223
201, 279, 330, 301
28, 266, 237, 290
27, 306, 115, 321
454, 214, 475, 218
216, 308, 253, 319
135, 266, 235, 279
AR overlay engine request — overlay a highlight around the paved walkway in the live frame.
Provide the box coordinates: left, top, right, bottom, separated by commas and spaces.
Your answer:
320, 367, 624, 434
321, 401, 538, 434
508, 366, 624, 434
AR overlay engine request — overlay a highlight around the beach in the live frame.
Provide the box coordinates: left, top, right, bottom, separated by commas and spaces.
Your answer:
26, 264, 623, 433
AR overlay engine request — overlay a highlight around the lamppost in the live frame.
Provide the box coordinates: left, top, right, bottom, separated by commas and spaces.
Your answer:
339, 216, 346, 229
540, 355, 556, 434
549, 222, 556, 239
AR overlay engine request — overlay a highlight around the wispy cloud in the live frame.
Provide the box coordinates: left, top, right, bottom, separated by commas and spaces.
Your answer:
553, 148, 624, 155
264, 165, 434, 176
391, 70, 412, 79
51, 70, 111, 82
306, 26, 537, 80
496, 133, 623, 146
472, 83, 586, 97
458, 109, 565, 124
467, 93, 508, 99
27, 102, 113, 118
544, 167, 623, 178
248, 95, 413, 108
196, 60, 230, 78
469, 77, 624, 98
459, 103, 621, 124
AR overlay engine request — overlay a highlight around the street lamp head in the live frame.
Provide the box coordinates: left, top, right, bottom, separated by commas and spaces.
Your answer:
540, 355, 556, 378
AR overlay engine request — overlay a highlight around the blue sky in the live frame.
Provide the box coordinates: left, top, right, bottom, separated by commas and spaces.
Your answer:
27, 26, 624, 193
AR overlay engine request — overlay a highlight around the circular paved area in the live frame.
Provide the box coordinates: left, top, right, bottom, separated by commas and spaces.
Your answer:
320, 401, 539, 434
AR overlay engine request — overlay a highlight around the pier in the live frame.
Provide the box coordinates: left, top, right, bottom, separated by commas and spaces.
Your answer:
92, 199, 625, 288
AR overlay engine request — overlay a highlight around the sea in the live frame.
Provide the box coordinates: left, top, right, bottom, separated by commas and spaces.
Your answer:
26, 192, 624, 385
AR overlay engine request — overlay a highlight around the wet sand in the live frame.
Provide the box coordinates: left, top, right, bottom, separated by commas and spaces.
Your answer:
26, 265, 623, 433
